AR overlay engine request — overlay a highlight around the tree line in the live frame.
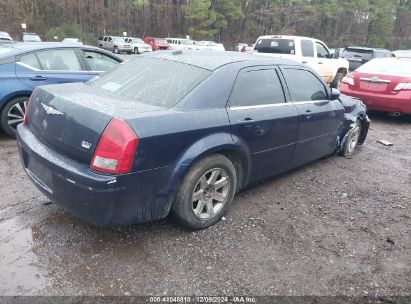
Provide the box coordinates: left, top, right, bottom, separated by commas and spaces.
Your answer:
0, 0, 410, 50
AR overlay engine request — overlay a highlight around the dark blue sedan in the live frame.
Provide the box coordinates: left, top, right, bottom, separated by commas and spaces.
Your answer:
17, 51, 369, 229
0, 42, 122, 137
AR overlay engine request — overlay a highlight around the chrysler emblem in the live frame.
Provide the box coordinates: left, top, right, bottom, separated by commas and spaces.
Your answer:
41, 103, 64, 115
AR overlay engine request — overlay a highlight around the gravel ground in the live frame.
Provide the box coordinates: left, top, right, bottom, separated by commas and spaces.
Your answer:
0, 112, 410, 298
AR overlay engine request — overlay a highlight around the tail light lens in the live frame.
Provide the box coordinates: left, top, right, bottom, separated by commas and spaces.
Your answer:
393, 83, 411, 91
342, 76, 355, 86
91, 118, 138, 174
23, 96, 32, 125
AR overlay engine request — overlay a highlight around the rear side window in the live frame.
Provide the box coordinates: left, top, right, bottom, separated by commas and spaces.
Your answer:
282, 69, 328, 101
254, 38, 295, 54
88, 57, 211, 107
230, 69, 285, 107
18, 53, 41, 70
35, 49, 82, 71
301, 40, 314, 57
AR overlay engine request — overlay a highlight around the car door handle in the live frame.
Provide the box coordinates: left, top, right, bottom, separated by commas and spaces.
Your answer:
302, 61, 308, 64
30, 76, 48, 81
237, 118, 255, 125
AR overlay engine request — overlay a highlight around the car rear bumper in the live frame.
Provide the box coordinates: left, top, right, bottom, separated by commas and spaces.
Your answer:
340, 86, 411, 114
17, 125, 177, 226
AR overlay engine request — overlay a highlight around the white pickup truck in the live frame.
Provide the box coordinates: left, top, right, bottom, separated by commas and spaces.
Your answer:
253, 35, 349, 87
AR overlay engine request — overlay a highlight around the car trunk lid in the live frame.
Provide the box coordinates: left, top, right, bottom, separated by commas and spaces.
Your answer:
26, 83, 162, 163
352, 72, 407, 95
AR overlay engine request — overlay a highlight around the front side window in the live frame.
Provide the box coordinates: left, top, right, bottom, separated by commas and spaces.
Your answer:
35, 49, 82, 71
316, 42, 329, 58
230, 69, 286, 107
283, 69, 328, 101
82, 50, 119, 71
301, 40, 314, 57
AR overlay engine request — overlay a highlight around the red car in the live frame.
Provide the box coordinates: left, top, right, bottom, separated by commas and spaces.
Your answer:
340, 57, 411, 115
143, 37, 170, 51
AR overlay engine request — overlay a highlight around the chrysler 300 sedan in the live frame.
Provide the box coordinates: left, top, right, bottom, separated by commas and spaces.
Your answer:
17, 51, 369, 229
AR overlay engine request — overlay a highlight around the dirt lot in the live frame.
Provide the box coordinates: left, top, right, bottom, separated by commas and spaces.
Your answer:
0, 112, 410, 297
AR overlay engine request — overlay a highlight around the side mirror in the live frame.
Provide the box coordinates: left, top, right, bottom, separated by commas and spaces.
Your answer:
330, 88, 340, 100
333, 49, 340, 59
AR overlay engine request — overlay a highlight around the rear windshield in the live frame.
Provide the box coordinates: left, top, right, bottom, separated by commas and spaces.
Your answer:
254, 38, 295, 54
87, 57, 211, 107
358, 59, 411, 75
341, 48, 373, 60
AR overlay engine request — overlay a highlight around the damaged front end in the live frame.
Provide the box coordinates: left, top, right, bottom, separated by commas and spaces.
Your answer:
336, 94, 371, 154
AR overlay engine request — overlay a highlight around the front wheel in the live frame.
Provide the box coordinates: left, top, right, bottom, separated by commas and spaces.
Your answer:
134, 47, 139, 54
339, 120, 362, 157
113, 46, 119, 54
1, 96, 30, 138
171, 154, 237, 229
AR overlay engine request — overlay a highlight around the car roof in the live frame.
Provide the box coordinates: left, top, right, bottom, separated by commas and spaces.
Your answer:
146, 50, 300, 71
345, 46, 392, 52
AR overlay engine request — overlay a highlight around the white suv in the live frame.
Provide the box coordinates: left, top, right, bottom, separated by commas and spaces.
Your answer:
98, 36, 133, 54
125, 37, 152, 54
166, 38, 197, 50
253, 35, 349, 87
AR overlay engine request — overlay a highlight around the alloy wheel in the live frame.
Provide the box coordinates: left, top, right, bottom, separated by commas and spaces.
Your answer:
7, 99, 28, 130
191, 168, 230, 220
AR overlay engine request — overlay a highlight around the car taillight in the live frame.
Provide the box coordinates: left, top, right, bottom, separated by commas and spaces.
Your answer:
91, 118, 138, 174
393, 83, 411, 91
342, 76, 355, 86
23, 96, 32, 125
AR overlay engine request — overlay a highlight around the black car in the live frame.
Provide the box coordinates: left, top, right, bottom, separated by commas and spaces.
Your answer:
339, 46, 394, 71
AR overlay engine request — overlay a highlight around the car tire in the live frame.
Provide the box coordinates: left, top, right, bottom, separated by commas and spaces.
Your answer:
134, 47, 139, 54
1, 96, 30, 138
99, 44, 103, 48
171, 154, 237, 230
339, 119, 361, 157
113, 46, 119, 54
331, 72, 344, 88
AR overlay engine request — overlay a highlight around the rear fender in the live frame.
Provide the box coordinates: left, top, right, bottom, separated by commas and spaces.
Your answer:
159, 132, 251, 212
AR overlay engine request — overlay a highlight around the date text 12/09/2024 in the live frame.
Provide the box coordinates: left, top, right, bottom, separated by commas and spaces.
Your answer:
149, 296, 257, 303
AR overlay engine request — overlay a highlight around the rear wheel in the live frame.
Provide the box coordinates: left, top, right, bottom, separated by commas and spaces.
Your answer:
171, 154, 237, 229
1, 96, 29, 138
340, 120, 361, 157
134, 47, 139, 54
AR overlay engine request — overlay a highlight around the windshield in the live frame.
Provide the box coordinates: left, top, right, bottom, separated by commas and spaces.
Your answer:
0, 47, 13, 55
87, 57, 211, 107
180, 39, 194, 45
154, 39, 166, 44
358, 58, 411, 75
132, 38, 143, 43
341, 48, 373, 60
254, 38, 295, 54
23, 35, 41, 42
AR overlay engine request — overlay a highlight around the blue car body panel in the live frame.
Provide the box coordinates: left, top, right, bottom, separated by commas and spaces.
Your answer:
0, 42, 122, 115
16, 51, 369, 226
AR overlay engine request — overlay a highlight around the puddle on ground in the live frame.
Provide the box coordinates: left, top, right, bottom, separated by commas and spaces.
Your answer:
0, 217, 49, 295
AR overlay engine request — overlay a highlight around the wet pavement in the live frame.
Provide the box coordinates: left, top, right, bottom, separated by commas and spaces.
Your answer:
0, 113, 410, 296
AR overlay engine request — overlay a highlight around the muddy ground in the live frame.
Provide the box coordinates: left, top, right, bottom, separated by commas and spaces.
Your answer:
0, 112, 410, 297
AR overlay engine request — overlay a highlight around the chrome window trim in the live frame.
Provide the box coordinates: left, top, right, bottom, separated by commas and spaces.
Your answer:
16, 61, 88, 73
229, 100, 329, 111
